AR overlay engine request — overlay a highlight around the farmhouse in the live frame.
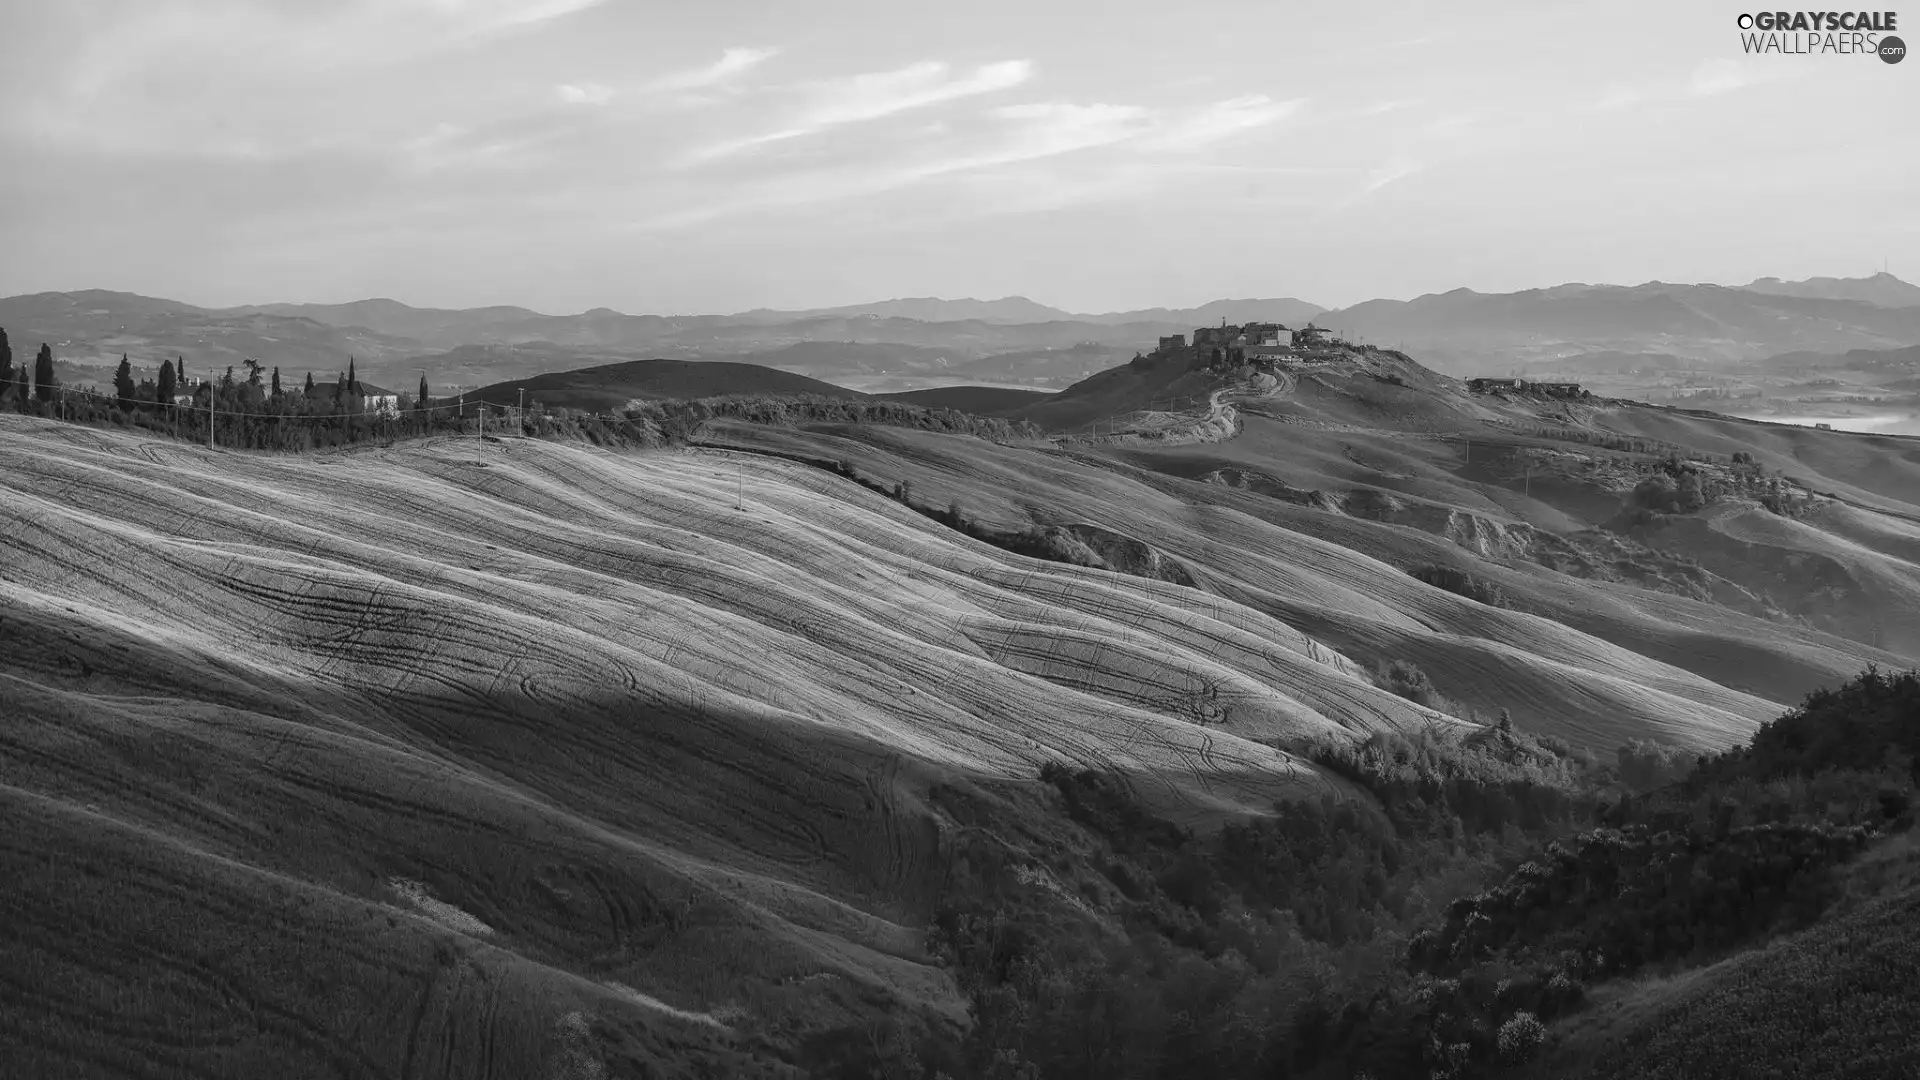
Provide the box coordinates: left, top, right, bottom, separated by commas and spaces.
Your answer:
356, 383, 403, 417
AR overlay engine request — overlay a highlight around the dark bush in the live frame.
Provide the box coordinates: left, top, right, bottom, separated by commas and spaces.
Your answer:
1411, 564, 1511, 608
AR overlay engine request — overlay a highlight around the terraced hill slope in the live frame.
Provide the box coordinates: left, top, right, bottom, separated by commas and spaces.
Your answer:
5, 339, 1913, 1076
2, 414, 1487, 1078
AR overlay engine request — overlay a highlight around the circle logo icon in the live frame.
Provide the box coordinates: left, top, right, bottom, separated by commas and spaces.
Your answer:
1883, 35, 1907, 63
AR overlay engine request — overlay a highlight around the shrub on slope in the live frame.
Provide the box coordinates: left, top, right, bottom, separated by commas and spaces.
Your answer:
1575, 882, 1920, 1080
1402, 666, 1917, 1077
924, 729, 1605, 1080
1409, 564, 1513, 609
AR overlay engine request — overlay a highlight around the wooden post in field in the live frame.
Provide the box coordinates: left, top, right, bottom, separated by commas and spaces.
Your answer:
736, 458, 743, 510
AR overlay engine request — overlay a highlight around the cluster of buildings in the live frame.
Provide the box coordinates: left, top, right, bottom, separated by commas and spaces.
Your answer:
1465, 377, 1588, 399
1156, 321, 1347, 366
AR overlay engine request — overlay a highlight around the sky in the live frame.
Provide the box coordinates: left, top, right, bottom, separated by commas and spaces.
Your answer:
0, 0, 1914, 314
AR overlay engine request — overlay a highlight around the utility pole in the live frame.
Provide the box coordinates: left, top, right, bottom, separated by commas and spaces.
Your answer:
208, 366, 215, 450
736, 457, 743, 510
518, 388, 525, 434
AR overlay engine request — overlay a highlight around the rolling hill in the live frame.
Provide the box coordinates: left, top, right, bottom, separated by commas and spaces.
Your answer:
5, 323, 1918, 1077
1, 411, 1479, 1076
459, 359, 869, 412
880, 386, 1055, 413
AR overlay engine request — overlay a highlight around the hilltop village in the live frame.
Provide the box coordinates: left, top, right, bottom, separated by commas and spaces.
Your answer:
1145, 319, 1593, 401
1151, 320, 1352, 368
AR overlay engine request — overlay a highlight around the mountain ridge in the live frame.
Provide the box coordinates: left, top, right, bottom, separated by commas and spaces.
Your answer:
6, 273, 1917, 387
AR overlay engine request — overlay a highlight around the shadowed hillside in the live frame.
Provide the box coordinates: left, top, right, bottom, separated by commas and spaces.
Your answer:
5, 334, 1917, 1078
5, 412, 1479, 1077
881, 386, 1055, 413
461, 358, 869, 412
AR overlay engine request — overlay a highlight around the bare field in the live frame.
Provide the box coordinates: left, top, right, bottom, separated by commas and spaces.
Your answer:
2, 414, 1481, 1076
2, 398, 1906, 1076
707, 418, 1899, 744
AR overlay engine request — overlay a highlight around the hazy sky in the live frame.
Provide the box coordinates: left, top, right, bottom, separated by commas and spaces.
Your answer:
1, 0, 1913, 313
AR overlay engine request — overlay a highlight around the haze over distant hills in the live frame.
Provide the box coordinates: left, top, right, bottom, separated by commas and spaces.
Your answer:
1738, 271, 1920, 307
5, 274, 1919, 390
1326, 280, 1920, 370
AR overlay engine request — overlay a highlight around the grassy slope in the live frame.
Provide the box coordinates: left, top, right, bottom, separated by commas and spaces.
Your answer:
9, 414, 1475, 1076
461, 359, 868, 413
699, 420, 1899, 753
7, 348, 1915, 1076
880, 386, 1055, 414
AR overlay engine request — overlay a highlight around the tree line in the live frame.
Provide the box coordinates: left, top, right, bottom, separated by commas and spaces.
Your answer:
0, 332, 1044, 454
0, 332, 569, 450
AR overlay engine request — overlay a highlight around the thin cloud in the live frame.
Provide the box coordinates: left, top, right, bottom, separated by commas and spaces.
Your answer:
641, 98, 1147, 229
1332, 112, 1489, 207
1689, 58, 1772, 96
555, 82, 613, 105
1589, 58, 1792, 112
643, 46, 779, 93
804, 60, 1032, 127
678, 59, 1032, 165
1138, 94, 1305, 152
421, 0, 608, 38
1359, 154, 1422, 195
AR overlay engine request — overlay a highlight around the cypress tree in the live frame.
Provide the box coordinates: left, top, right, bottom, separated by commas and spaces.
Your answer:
418, 373, 429, 411
347, 357, 358, 398
34, 343, 55, 403
304, 371, 315, 396
0, 326, 13, 405
114, 353, 135, 409
157, 355, 177, 405
271, 367, 282, 397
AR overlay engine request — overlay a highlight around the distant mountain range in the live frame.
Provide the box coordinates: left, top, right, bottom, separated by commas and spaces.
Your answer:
711, 295, 1327, 328
1325, 279, 1920, 371
4, 274, 1917, 388
1738, 271, 1920, 307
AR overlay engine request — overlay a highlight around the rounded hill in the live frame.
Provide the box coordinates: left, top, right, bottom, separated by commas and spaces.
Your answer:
460, 358, 869, 413
880, 386, 1055, 414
